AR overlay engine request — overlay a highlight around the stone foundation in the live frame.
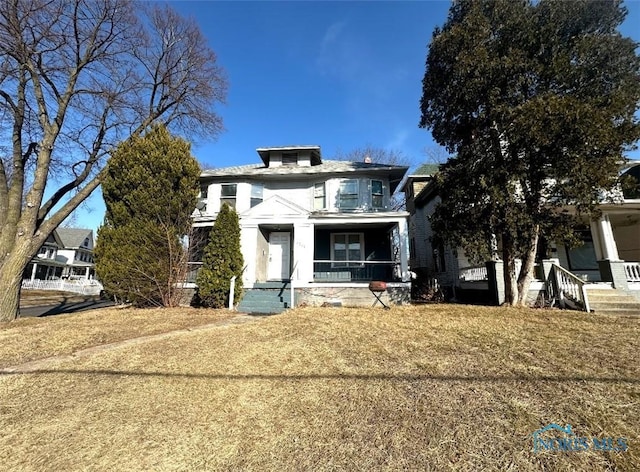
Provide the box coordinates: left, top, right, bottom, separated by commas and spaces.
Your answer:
296, 283, 411, 308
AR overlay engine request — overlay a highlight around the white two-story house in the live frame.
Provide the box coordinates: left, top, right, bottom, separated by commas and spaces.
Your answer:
23, 228, 96, 282
191, 145, 411, 311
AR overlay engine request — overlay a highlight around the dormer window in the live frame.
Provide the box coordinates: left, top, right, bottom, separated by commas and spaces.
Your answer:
282, 152, 298, 166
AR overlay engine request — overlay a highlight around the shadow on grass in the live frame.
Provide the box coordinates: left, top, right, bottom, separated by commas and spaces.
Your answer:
18, 298, 114, 317
1, 369, 639, 384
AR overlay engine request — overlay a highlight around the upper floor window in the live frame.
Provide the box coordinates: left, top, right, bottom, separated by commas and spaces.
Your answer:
251, 184, 264, 208
338, 179, 359, 210
371, 180, 384, 209
282, 152, 298, 166
221, 184, 237, 209
314, 182, 326, 210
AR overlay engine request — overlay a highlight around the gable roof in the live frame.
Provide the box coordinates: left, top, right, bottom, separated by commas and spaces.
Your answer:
241, 194, 310, 218
55, 228, 93, 249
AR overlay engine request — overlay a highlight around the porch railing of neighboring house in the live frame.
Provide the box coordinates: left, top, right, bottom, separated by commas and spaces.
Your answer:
623, 262, 640, 282
313, 261, 401, 282
548, 263, 590, 312
458, 265, 488, 282
21, 278, 104, 296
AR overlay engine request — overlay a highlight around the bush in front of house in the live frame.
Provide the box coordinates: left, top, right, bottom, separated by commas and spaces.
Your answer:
196, 203, 244, 308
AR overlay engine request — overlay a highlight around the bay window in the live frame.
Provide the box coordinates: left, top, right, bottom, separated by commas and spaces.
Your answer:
371, 180, 384, 209
338, 179, 359, 210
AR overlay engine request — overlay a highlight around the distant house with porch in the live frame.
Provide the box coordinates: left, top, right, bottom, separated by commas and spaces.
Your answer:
24, 228, 96, 282
404, 162, 640, 314
190, 145, 411, 312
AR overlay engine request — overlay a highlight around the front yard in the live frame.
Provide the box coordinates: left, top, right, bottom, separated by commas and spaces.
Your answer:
0, 305, 638, 470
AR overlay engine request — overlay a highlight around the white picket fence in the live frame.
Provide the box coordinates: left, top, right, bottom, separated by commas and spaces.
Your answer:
21, 279, 104, 296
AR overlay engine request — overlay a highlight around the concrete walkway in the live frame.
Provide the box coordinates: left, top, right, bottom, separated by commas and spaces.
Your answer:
0, 314, 260, 375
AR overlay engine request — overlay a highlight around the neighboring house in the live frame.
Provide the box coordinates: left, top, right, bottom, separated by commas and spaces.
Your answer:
404, 162, 640, 312
191, 145, 411, 311
24, 228, 96, 281
55, 228, 96, 280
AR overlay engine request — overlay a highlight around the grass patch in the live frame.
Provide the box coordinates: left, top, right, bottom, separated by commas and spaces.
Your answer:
0, 304, 639, 470
0, 307, 235, 368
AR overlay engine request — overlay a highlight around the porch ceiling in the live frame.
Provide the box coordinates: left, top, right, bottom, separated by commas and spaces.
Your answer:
608, 212, 640, 227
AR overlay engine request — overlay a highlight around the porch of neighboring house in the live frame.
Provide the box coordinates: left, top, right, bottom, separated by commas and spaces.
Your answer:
450, 210, 640, 313
22, 260, 102, 296
23, 260, 66, 282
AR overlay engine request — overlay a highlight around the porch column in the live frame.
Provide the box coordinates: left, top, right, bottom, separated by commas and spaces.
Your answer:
593, 213, 620, 261
397, 218, 410, 281
30, 263, 37, 281
85, 267, 90, 279
592, 214, 628, 290
293, 222, 314, 283
240, 224, 258, 287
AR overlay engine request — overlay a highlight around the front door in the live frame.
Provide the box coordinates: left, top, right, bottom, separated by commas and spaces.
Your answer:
268, 232, 291, 280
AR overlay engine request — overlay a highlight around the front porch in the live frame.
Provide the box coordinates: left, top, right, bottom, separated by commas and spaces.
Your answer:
445, 209, 640, 309
188, 212, 412, 309
245, 219, 411, 308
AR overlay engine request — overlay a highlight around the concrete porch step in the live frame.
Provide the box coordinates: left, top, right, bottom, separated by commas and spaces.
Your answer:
237, 287, 295, 314
587, 289, 640, 315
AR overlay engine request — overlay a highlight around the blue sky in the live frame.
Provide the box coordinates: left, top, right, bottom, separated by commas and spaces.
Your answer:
73, 0, 640, 232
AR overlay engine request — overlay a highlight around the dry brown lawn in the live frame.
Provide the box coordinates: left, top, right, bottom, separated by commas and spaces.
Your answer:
0, 304, 638, 471
0, 307, 236, 368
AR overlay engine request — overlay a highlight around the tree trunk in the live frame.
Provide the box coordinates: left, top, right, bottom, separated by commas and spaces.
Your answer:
502, 235, 518, 306
0, 256, 27, 321
516, 225, 540, 307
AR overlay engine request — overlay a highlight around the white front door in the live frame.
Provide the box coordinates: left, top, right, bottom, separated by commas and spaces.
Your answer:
268, 232, 291, 280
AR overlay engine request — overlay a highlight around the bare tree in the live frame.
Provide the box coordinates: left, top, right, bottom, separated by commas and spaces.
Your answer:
0, 0, 227, 321
333, 146, 412, 210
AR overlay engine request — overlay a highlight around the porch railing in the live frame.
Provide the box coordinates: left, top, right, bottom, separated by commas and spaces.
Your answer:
548, 263, 590, 312
458, 265, 488, 282
186, 262, 203, 283
313, 261, 400, 282
624, 262, 640, 282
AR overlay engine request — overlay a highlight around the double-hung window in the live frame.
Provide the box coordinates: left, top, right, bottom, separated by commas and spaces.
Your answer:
371, 180, 384, 209
338, 179, 359, 210
221, 184, 237, 209
251, 184, 263, 208
331, 233, 364, 267
314, 182, 326, 210
198, 184, 209, 212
